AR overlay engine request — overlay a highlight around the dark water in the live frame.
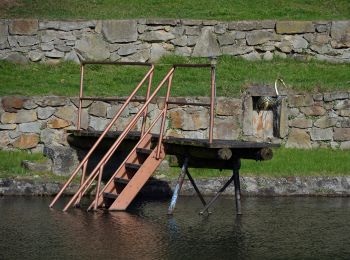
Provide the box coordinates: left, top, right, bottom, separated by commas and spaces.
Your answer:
0, 196, 350, 260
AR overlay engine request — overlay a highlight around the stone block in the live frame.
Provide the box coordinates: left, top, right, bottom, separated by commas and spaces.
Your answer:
107, 104, 129, 118
185, 27, 201, 36
182, 20, 203, 26
340, 141, 350, 150
21, 159, 52, 172
169, 109, 209, 131
0, 124, 16, 130
242, 51, 261, 61
76, 34, 110, 60
55, 106, 76, 122
43, 146, 78, 176
334, 128, 350, 141
289, 118, 312, 129
216, 98, 241, 116
70, 98, 93, 108
36, 96, 67, 107
15, 35, 40, 46
146, 19, 178, 26
171, 36, 188, 47
102, 20, 138, 43
45, 49, 64, 58
217, 33, 236, 46
331, 21, 350, 48
246, 31, 279, 46
309, 128, 333, 141
5, 53, 28, 64
276, 21, 314, 34
9, 19, 38, 35
88, 101, 108, 117
37, 107, 56, 120
12, 134, 39, 149
214, 118, 240, 140
175, 46, 192, 56
228, 21, 262, 31
263, 51, 273, 61
140, 31, 175, 42
300, 106, 326, 116
18, 122, 41, 133
117, 43, 138, 56
28, 51, 43, 62
279, 98, 289, 138
288, 94, 314, 107
0, 132, 10, 147
242, 96, 253, 136
40, 128, 67, 146
192, 28, 221, 57
222, 45, 254, 56
89, 116, 109, 131
314, 116, 337, 129
1, 96, 27, 112
47, 118, 71, 129
285, 128, 311, 149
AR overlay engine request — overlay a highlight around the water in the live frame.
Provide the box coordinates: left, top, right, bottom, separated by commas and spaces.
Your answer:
0, 196, 349, 260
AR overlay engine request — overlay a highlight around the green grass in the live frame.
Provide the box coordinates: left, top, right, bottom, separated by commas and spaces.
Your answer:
0, 150, 64, 180
1, 56, 349, 97
167, 148, 350, 178
1, 0, 349, 20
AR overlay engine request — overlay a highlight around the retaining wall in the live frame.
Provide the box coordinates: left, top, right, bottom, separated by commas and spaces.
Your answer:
0, 19, 349, 63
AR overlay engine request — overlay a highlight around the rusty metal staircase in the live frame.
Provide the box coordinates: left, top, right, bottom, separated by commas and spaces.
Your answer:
49, 61, 215, 212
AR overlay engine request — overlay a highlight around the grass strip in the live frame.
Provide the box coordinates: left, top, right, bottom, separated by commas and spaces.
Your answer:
1, 0, 349, 20
1, 56, 349, 97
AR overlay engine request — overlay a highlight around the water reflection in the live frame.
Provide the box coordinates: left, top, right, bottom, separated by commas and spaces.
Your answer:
0, 196, 349, 259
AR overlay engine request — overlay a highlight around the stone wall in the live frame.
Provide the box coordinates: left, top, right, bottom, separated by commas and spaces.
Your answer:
0, 19, 349, 64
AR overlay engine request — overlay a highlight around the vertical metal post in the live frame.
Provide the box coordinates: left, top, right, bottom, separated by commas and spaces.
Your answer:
209, 59, 216, 144
75, 160, 88, 207
141, 70, 154, 136
168, 157, 188, 215
94, 165, 104, 211
233, 158, 242, 215
156, 70, 174, 159
77, 64, 84, 130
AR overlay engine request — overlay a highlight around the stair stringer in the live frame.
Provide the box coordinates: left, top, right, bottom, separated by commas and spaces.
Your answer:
108, 144, 165, 211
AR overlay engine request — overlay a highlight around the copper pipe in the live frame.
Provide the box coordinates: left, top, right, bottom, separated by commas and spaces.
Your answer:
94, 165, 104, 211
49, 66, 154, 209
173, 63, 211, 68
82, 61, 153, 66
156, 72, 174, 159
87, 110, 165, 211
75, 160, 88, 206
141, 69, 154, 135
209, 66, 215, 143
62, 67, 175, 211
77, 65, 84, 130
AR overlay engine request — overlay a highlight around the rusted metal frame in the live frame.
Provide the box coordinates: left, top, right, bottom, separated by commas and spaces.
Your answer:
94, 164, 104, 211
62, 67, 175, 211
75, 160, 88, 207
209, 65, 215, 144
49, 66, 154, 209
168, 157, 188, 215
87, 110, 165, 211
77, 64, 84, 130
156, 70, 174, 159
81, 61, 153, 66
173, 63, 211, 68
166, 101, 211, 107
141, 69, 154, 136
80, 97, 147, 103
185, 169, 207, 207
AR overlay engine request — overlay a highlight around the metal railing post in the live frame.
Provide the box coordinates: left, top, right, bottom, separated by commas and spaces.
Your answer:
77, 64, 84, 130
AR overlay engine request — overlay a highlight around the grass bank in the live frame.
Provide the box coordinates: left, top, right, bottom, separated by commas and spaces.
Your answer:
0, 149, 349, 180
168, 148, 350, 178
1, 0, 349, 20
1, 56, 349, 97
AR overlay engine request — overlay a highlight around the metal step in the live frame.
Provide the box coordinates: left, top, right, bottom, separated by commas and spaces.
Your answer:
114, 177, 129, 185
136, 148, 152, 156
103, 192, 118, 208
125, 163, 141, 173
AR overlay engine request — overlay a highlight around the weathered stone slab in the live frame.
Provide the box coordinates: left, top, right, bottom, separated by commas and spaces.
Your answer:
76, 34, 110, 60
192, 28, 220, 57
217, 33, 236, 46
40, 128, 67, 146
340, 141, 350, 150
5, 53, 28, 64
117, 43, 138, 56
39, 20, 95, 31
228, 21, 261, 31
70, 98, 93, 108
169, 109, 209, 130
309, 128, 333, 141
289, 118, 312, 128
44, 146, 78, 176
146, 19, 178, 26
89, 116, 109, 131
47, 118, 71, 129
0, 124, 16, 130
15, 35, 40, 46
28, 50, 44, 62
102, 20, 138, 43
214, 118, 240, 140
331, 21, 350, 48
334, 128, 350, 141
1, 96, 27, 112
55, 106, 76, 122
36, 96, 67, 107
288, 95, 313, 107
45, 49, 65, 58
300, 106, 326, 116
314, 117, 337, 129
21, 160, 52, 173
140, 31, 175, 42
246, 31, 278, 46
221, 44, 254, 56
37, 107, 56, 120
18, 122, 41, 133
276, 21, 314, 34
88, 101, 108, 117
285, 128, 311, 149
216, 98, 241, 116
12, 134, 39, 149
242, 96, 253, 136
182, 20, 202, 26
9, 19, 38, 35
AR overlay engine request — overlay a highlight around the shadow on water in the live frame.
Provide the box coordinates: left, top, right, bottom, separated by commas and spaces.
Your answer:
0, 196, 350, 259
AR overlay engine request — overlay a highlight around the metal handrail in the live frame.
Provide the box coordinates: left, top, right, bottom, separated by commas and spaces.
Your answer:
49, 65, 155, 209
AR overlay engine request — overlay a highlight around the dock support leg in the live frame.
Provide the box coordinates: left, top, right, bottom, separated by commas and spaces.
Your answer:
186, 170, 207, 207
232, 158, 242, 215
167, 157, 188, 215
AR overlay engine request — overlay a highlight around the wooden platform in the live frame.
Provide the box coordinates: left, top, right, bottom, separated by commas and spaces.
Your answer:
67, 130, 279, 169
